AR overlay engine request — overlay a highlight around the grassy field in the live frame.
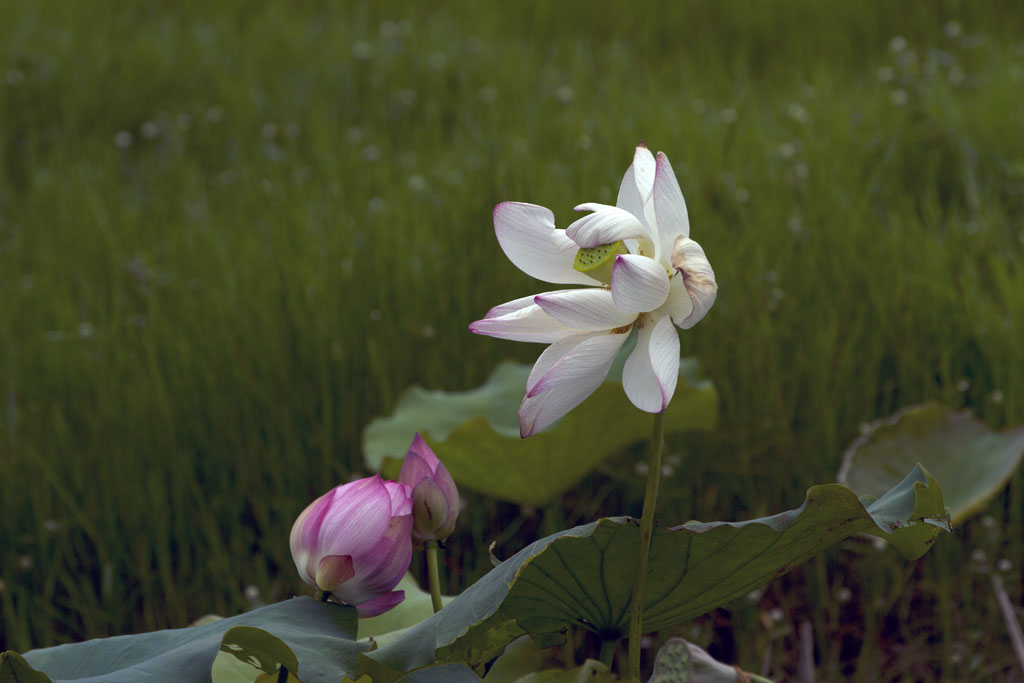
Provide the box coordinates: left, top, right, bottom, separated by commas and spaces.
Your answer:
2, 1, 1024, 679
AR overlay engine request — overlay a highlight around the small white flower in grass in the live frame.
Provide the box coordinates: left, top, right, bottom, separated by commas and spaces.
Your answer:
470, 143, 717, 437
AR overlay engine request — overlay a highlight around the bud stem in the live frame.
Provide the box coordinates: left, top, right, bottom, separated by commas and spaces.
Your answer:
425, 540, 444, 613
627, 409, 666, 681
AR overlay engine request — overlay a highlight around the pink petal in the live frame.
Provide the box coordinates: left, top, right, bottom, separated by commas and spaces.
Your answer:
518, 330, 630, 437
616, 143, 656, 227
566, 204, 649, 247
349, 515, 414, 594
399, 452, 434, 488
470, 300, 578, 344
652, 152, 691, 263
405, 434, 440, 471
410, 478, 455, 544
534, 289, 636, 331
429, 461, 459, 520
315, 554, 355, 592
355, 591, 406, 618
316, 476, 394, 559
610, 254, 671, 313
382, 479, 413, 517
670, 237, 718, 329
290, 489, 335, 581
494, 202, 599, 285
622, 314, 680, 413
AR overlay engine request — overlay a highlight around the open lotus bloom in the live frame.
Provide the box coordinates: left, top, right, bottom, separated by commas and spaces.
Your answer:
399, 434, 460, 546
290, 475, 414, 617
470, 143, 717, 437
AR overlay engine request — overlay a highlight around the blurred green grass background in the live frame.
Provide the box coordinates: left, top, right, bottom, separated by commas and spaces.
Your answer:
2, 1, 1023, 679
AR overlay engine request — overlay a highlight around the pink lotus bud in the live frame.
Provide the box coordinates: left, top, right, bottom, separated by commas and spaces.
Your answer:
398, 434, 460, 545
289, 475, 413, 617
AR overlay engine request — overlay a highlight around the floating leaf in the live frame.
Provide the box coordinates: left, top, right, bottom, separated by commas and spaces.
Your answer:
480, 636, 549, 682
363, 359, 716, 505
212, 626, 301, 682
395, 663, 483, 682
1, 651, 51, 683
838, 402, 1024, 525
21, 598, 366, 683
363, 465, 948, 678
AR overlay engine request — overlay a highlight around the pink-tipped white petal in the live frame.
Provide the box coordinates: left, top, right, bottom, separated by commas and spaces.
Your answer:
670, 236, 718, 329
478, 293, 543, 319
518, 331, 631, 436
660, 274, 694, 326
610, 254, 671, 313
616, 143, 657, 226
355, 591, 406, 618
470, 300, 578, 343
566, 204, 649, 247
534, 289, 637, 331
652, 152, 691, 262
494, 202, 599, 285
622, 315, 680, 413
526, 332, 600, 394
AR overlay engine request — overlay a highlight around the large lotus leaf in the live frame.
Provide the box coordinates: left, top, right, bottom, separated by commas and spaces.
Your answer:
837, 403, 1024, 526
21, 598, 366, 683
359, 574, 454, 640
363, 465, 947, 679
363, 359, 717, 505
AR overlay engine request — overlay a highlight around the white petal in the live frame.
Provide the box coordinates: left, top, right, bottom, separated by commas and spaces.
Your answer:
610, 254, 671, 313
652, 152, 691, 263
622, 314, 680, 413
518, 331, 630, 436
526, 332, 598, 393
494, 202, 599, 286
616, 144, 656, 227
660, 274, 694, 325
670, 237, 718, 329
470, 299, 577, 343
534, 289, 637, 331
566, 204, 649, 247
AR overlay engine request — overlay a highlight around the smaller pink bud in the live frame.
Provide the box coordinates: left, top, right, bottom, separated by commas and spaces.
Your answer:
398, 434, 460, 545
290, 475, 413, 617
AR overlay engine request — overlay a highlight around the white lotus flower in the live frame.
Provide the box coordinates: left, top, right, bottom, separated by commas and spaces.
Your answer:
470, 143, 717, 437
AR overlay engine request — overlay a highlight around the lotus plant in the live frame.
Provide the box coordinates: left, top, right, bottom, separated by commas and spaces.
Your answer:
399, 433, 460, 612
470, 142, 717, 437
290, 475, 414, 617
471, 143, 716, 677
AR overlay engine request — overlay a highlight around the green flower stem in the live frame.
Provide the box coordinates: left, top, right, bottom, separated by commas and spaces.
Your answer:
425, 540, 444, 613
627, 409, 666, 681
748, 674, 775, 683
599, 638, 616, 671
